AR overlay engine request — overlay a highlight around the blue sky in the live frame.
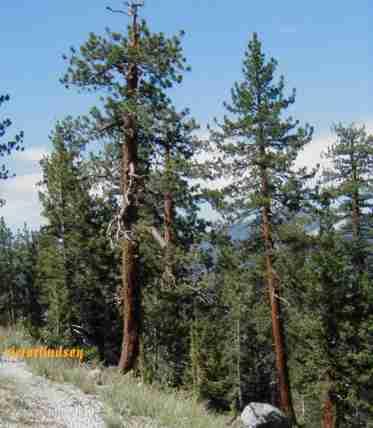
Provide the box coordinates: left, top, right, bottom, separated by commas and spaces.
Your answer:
1, 0, 372, 230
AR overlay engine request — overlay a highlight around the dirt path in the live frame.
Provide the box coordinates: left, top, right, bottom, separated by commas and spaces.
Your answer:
0, 355, 107, 428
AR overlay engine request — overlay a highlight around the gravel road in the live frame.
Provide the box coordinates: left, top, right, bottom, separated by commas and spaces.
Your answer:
0, 355, 107, 428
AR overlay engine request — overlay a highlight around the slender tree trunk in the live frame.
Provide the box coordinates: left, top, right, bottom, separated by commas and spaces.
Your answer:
318, 233, 340, 428
59, 185, 70, 336
164, 145, 174, 244
322, 381, 336, 428
351, 187, 364, 274
163, 144, 176, 286
191, 301, 200, 400
260, 165, 296, 425
8, 284, 15, 325
349, 159, 363, 428
236, 316, 242, 410
349, 149, 364, 274
351, 190, 360, 242
164, 189, 174, 244
118, 10, 141, 373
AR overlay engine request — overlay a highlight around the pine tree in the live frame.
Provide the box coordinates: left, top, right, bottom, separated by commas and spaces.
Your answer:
278, 187, 344, 427
37, 123, 87, 344
275, 180, 373, 427
322, 123, 373, 273
0, 93, 24, 204
0, 94, 24, 178
61, 1, 201, 373
80, 100, 208, 381
321, 123, 373, 426
206, 32, 315, 423
0, 218, 43, 331
37, 120, 121, 358
151, 105, 201, 286
0, 217, 17, 324
12, 225, 43, 336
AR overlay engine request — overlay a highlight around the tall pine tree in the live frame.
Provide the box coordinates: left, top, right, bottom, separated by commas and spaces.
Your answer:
37, 119, 121, 360
206, 33, 315, 423
61, 1, 201, 373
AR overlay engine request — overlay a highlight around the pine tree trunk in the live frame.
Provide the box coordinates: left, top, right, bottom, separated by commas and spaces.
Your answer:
349, 158, 363, 428
350, 150, 365, 275
118, 111, 141, 374
164, 145, 175, 282
118, 13, 141, 374
8, 283, 15, 325
260, 167, 296, 424
236, 316, 242, 410
322, 385, 336, 428
351, 186, 364, 274
164, 144, 174, 245
319, 234, 339, 428
351, 190, 360, 242
191, 301, 200, 400
164, 190, 174, 244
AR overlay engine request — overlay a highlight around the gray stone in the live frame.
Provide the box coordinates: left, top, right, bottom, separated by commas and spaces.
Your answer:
240, 403, 290, 428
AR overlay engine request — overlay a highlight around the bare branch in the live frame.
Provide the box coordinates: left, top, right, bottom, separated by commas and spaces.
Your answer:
125, 1, 145, 16
106, 161, 145, 248
97, 120, 120, 133
106, 1, 144, 17
106, 6, 129, 15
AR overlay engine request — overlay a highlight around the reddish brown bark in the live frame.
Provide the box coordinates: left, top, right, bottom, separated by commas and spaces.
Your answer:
260, 164, 296, 425
119, 236, 141, 372
118, 7, 141, 374
118, 128, 140, 371
164, 190, 174, 244
322, 388, 336, 428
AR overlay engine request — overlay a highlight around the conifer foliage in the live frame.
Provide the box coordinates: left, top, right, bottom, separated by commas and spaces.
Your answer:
37, 120, 121, 360
206, 33, 315, 422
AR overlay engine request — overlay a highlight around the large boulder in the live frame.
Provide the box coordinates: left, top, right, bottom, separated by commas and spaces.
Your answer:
240, 403, 291, 428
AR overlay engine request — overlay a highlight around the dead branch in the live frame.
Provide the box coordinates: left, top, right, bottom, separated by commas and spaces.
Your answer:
107, 161, 141, 248
149, 226, 167, 248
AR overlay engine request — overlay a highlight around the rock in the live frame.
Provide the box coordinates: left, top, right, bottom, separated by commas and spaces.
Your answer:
240, 403, 290, 428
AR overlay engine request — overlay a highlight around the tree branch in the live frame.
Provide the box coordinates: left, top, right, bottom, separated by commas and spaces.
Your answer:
149, 226, 167, 248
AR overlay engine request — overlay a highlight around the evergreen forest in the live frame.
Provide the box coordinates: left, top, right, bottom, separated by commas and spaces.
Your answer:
1, 3, 373, 427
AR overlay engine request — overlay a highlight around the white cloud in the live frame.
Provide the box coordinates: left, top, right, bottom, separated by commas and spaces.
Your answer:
0, 145, 51, 231
296, 121, 373, 173
364, 120, 373, 134
0, 173, 45, 231
14, 146, 49, 163
296, 132, 334, 170
1, 124, 372, 232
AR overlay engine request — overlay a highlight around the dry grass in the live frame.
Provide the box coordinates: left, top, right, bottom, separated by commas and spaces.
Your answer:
0, 324, 34, 354
28, 358, 230, 427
